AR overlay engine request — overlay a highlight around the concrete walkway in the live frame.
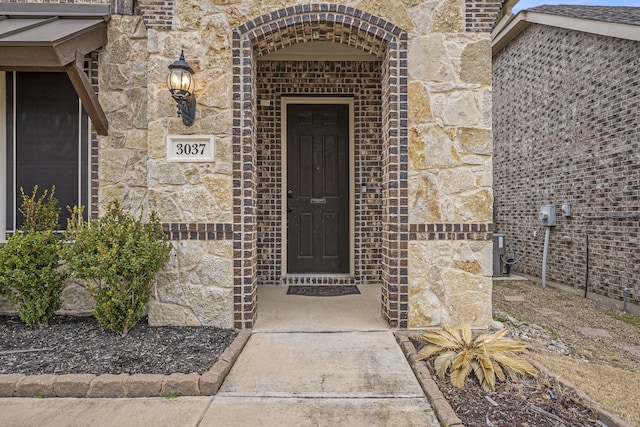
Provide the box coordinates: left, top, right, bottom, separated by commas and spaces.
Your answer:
0, 285, 440, 426
202, 331, 439, 426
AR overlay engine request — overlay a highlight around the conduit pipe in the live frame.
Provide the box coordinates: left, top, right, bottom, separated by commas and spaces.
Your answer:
584, 234, 589, 298
541, 227, 551, 289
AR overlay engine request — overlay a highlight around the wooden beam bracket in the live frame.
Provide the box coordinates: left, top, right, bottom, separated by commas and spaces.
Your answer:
65, 50, 108, 135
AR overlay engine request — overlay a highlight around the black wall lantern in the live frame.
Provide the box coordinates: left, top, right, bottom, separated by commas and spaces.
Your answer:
167, 50, 196, 126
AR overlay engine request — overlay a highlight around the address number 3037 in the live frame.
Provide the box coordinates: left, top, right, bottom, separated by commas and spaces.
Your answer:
176, 143, 206, 156
166, 135, 215, 162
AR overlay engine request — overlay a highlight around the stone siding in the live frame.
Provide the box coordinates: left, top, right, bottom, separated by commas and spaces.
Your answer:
493, 25, 640, 305
99, 15, 150, 214
2, 0, 494, 328
150, 240, 234, 326
407, 10, 493, 327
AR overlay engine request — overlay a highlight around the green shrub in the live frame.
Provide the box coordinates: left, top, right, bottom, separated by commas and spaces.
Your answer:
62, 201, 171, 337
0, 186, 67, 327
18, 186, 60, 232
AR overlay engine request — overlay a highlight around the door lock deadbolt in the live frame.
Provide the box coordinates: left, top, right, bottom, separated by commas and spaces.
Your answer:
287, 189, 294, 199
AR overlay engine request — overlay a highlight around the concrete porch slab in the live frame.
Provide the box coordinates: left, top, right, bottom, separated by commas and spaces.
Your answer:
254, 284, 388, 332
200, 396, 440, 426
219, 331, 424, 398
493, 274, 529, 281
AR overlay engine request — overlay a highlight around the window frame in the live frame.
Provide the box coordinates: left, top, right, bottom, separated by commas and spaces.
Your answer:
0, 71, 91, 241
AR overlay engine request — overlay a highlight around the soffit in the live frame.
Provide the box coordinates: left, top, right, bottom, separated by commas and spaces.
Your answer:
493, 6, 640, 56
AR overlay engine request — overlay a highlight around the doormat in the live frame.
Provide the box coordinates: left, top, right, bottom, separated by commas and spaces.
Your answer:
286, 285, 360, 297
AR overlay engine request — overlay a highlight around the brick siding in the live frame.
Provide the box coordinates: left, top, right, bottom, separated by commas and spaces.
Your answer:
233, 4, 409, 328
87, 53, 100, 219
465, 0, 502, 32
256, 60, 383, 286
137, 0, 174, 29
6, 0, 501, 32
493, 24, 640, 305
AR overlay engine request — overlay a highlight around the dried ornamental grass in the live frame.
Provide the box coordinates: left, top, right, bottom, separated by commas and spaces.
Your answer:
417, 323, 538, 392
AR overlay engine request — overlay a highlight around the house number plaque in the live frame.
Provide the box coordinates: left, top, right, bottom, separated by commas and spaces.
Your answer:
166, 135, 215, 162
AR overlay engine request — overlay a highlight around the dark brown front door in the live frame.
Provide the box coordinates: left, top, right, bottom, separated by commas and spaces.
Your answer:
287, 103, 349, 274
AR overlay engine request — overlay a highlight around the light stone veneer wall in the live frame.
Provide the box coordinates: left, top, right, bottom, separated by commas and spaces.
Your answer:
97, 13, 235, 327
91, 0, 494, 329
407, 26, 493, 328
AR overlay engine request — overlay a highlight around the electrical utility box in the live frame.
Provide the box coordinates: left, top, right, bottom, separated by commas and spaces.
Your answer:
539, 205, 556, 226
493, 234, 506, 276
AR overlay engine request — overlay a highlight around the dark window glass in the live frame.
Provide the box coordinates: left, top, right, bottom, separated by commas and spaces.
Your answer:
5, 72, 88, 230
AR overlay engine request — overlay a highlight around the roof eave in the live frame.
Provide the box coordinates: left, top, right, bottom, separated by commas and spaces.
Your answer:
493, 10, 640, 56
0, 4, 110, 135
0, 21, 107, 68
0, 4, 110, 21
492, 11, 530, 56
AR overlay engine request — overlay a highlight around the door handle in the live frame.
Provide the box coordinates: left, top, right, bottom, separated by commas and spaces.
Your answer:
287, 189, 294, 199
288, 207, 294, 213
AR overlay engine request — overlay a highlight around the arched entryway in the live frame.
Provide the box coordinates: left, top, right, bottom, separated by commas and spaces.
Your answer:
232, 4, 408, 329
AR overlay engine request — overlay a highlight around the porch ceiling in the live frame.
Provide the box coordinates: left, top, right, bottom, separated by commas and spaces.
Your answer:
259, 41, 379, 61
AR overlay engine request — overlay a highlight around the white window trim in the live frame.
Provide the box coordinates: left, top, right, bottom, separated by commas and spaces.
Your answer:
0, 71, 6, 242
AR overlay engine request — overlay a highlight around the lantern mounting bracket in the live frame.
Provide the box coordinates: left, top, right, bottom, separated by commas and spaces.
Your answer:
171, 92, 196, 126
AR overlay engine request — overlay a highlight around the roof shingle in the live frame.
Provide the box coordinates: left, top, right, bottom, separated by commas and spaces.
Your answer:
528, 5, 640, 26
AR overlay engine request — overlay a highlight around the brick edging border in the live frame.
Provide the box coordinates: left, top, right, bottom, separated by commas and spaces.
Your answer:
0, 329, 251, 398
395, 332, 633, 427
394, 332, 464, 427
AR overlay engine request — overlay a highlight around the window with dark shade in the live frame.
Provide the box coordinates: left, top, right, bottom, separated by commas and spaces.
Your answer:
3, 72, 89, 233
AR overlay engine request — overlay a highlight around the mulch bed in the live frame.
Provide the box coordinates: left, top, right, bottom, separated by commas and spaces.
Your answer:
0, 315, 237, 375
411, 336, 601, 427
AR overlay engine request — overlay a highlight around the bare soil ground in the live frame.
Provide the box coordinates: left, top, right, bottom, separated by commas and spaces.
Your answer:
412, 279, 640, 426
493, 279, 640, 426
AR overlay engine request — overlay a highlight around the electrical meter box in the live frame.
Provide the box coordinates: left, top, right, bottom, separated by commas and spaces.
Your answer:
539, 205, 556, 226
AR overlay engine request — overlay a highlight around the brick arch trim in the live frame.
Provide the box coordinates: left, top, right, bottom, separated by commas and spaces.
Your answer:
231, 4, 408, 329
237, 4, 405, 58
